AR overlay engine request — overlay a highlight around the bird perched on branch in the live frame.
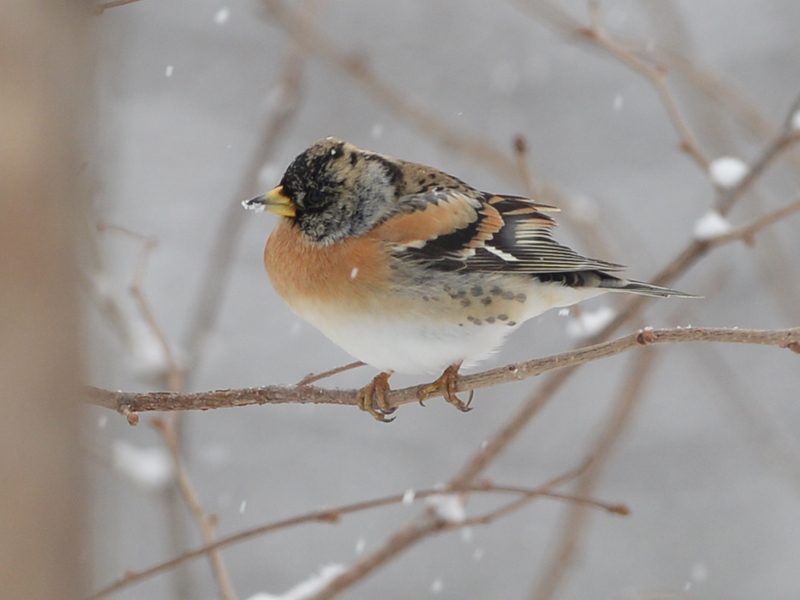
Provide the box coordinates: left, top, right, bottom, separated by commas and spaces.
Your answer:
244, 137, 692, 421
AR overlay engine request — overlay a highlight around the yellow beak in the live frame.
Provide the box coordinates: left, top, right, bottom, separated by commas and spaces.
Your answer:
242, 185, 296, 217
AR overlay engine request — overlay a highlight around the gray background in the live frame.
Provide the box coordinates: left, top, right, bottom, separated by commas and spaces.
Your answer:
88, 1, 800, 598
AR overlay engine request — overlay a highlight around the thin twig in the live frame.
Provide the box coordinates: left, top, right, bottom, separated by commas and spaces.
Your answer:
303, 432, 617, 600
512, 135, 543, 200
297, 361, 366, 386
512, 134, 618, 260
85, 223, 144, 354
710, 193, 800, 246
262, 0, 519, 179
129, 235, 186, 390
152, 416, 238, 600
653, 47, 800, 176
92, 0, 146, 15
531, 349, 658, 600
715, 128, 800, 215
511, 0, 710, 169
581, 7, 709, 169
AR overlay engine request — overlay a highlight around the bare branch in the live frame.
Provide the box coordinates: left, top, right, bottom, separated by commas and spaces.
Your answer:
511, 0, 710, 169
87, 326, 800, 419
531, 349, 657, 600
715, 128, 800, 216
87, 481, 621, 600
152, 416, 238, 600
710, 194, 800, 246
653, 47, 800, 175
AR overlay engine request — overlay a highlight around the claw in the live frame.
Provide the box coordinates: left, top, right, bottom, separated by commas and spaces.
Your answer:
356, 372, 396, 422
417, 362, 473, 412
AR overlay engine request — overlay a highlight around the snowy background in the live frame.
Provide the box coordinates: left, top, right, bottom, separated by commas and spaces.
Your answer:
87, 1, 800, 598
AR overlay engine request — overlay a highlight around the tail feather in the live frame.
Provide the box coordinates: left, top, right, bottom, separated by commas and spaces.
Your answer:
534, 271, 698, 298
600, 276, 699, 298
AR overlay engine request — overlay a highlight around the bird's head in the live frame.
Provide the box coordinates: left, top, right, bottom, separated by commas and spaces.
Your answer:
244, 137, 405, 244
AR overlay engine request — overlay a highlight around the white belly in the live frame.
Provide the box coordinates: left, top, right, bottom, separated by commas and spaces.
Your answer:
294, 279, 607, 375
309, 313, 519, 374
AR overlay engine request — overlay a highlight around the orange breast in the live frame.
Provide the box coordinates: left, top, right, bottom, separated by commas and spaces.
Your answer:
264, 218, 393, 314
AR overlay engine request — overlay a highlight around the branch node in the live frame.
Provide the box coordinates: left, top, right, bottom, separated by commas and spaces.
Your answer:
506, 363, 522, 378
344, 52, 368, 75
786, 341, 800, 354
121, 405, 139, 426
609, 503, 630, 516
636, 329, 657, 345
513, 134, 527, 155
318, 510, 341, 523
475, 478, 494, 490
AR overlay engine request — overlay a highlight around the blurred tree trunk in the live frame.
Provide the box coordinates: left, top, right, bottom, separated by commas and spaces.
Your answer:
0, 1, 91, 599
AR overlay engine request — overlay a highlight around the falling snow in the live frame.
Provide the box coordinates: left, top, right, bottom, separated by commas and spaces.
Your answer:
708, 156, 748, 188
693, 210, 731, 240
214, 7, 230, 24
566, 306, 616, 338
402, 488, 416, 504
246, 564, 346, 600
371, 123, 384, 139
426, 494, 466, 523
165, 65, 174, 77
460, 527, 473, 543
290, 319, 303, 337
112, 440, 173, 490
130, 318, 170, 378
792, 110, 800, 131
691, 562, 708, 582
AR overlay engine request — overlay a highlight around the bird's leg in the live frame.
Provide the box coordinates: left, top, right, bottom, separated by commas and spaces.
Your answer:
418, 362, 473, 412
356, 371, 396, 422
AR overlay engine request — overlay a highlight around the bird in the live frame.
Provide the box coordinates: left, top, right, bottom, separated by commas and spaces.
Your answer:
244, 137, 693, 421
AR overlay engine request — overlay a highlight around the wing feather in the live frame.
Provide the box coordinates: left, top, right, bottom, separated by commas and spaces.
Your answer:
371, 189, 625, 274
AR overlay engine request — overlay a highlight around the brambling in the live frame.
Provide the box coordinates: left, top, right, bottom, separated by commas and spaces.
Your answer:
244, 138, 692, 421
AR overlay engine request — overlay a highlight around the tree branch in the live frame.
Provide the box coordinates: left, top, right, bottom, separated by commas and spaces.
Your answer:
152, 416, 238, 600
87, 481, 622, 600
710, 193, 800, 246
87, 326, 800, 420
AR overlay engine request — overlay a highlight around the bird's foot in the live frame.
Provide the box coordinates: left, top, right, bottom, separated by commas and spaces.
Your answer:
356, 371, 396, 422
418, 363, 473, 412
